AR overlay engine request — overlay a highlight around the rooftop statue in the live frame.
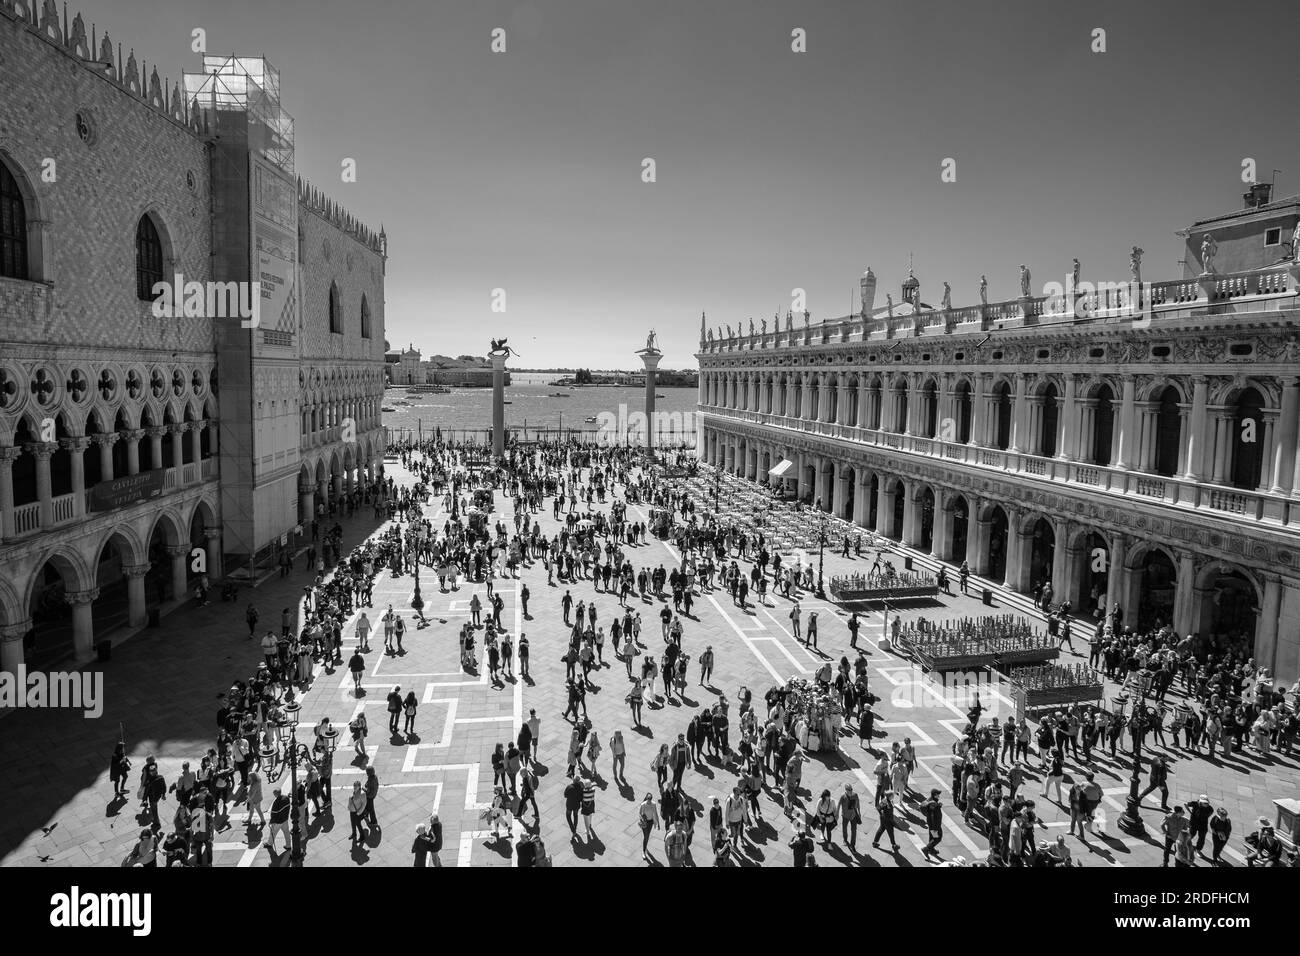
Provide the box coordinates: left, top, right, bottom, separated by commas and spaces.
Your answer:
645, 329, 659, 352
1019, 264, 1031, 297
979, 275, 988, 305
1201, 234, 1218, 275
941, 282, 952, 311
1130, 246, 1144, 284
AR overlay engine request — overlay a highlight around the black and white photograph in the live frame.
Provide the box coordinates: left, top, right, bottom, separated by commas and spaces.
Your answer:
0, 0, 1295, 931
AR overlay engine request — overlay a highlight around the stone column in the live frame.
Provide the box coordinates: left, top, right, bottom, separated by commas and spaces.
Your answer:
1256, 414, 1277, 492
1182, 376, 1208, 479
490, 351, 508, 457
1115, 375, 1137, 469
1050, 519, 1069, 596
1009, 374, 1029, 453
1105, 532, 1125, 620
1, 619, 32, 683
123, 563, 150, 627
1004, 524, 1027, 591
29, 442, 54, 527
1172, 551, 1197, 636
900, 484, 918, 547
64, 436, 89, 515
972, 516, 991, 576
146, 426, 166, 475
1057, 375, 1077, 460
198, 528, 221, 582
126, 429, 143, 475
67, 588, 99, 661
836, 374, 850, 426
965, 502, 983, 570
166, 545, 190, 602
875, 479, 893, 537
95, 433, 117, 483
932, 494, 952, 561
190, 423, 203, 469
852, 474, 870, 525
970, 376, 988, 448
0, 446, 19, 541
1210, 412, 1231, 484
1273, 379, 1300, 493
832, 469, 847, 518
1256, 573, 1283, 675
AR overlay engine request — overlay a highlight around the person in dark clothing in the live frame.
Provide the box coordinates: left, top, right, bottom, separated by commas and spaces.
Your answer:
563, 777, 584, 835
921, 789, 944, 859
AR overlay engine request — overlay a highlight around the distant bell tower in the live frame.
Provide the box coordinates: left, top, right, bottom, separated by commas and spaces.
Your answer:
860, 267, 877, 317
901, 253, 919, 306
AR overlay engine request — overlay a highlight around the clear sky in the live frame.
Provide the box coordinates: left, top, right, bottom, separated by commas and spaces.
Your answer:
75, 0, 1300, 368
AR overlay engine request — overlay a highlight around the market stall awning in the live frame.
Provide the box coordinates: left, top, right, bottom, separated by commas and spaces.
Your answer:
768, 458, 795, 478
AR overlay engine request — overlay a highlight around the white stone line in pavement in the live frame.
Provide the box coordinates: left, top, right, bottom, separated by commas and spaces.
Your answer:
758, 606, 824, 668
705, 592, 784, 682
877, 721, 939, 747
911, 756, 984, 858
412, 696, 458, 746
456, 715, 515, 724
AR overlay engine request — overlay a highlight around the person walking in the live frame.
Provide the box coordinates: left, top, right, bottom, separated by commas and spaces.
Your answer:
610, 730, 627, 785
364, 766, 380, 830
386, 686, 403, 735
265, 788, 291, 855
921, 789, 944, 860
580, 775, 597, 839
789, 602, 801, 641
243, 771, 266, 829
638, 792, 661, 861
872, 788, 900, 852
347, 782, 368, 845
563, 776, 583, 837
838, 783, 862, 850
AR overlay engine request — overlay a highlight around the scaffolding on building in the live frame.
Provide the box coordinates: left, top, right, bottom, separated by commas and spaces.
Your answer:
183, 55, 294, 173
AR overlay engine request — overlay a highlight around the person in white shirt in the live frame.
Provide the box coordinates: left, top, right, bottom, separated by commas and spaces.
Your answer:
354, 612, 371, 652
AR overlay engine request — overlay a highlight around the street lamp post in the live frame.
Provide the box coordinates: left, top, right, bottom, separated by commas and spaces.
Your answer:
1118, 696, 1148, 835
262, 703, 339, 865
816, 512, 827, 598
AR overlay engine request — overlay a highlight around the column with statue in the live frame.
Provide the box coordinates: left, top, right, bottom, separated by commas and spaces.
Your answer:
637, 330, 663, 454
488, 338, 515, 458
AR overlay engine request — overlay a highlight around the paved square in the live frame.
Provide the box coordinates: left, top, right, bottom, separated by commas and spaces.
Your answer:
2, 455, 1296, 868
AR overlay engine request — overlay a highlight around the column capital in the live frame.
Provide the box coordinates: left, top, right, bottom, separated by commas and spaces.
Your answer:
126, 428, 146, 441
24, 441, 57, 460
60, 436, 92, 453
170, 422, 191, 434
121, 563, 151, 579
203, 526, 222, 541
65, 588, 100, 605
0, 445, 21, 463
92, 432, 120, 447
145, 426, 167, 439
1, 620, 33, 642
164, 545, 189, 559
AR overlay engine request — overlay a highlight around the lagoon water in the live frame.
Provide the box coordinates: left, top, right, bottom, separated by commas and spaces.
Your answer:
382, 382, 699, 443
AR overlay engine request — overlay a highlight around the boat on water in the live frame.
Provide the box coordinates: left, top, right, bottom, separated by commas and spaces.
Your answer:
407, 385, 451, 394
583, 416, 598, 423
548, 392, 570, 398
381, 405, 397, 412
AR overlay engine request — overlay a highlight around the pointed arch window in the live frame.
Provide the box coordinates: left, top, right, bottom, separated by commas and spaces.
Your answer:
360, 295, 371, 339
329, 282, 343, 334
136, 215, 164, 300
0, 162, 28, 280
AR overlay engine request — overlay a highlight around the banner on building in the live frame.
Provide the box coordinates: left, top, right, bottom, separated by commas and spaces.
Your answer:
88, 471, 166, 512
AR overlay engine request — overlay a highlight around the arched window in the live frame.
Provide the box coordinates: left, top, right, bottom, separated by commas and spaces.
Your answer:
1, 161, 28, 280
136, 215, 164, 300
329, 283, 342, 334
360, 295, 371, 339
